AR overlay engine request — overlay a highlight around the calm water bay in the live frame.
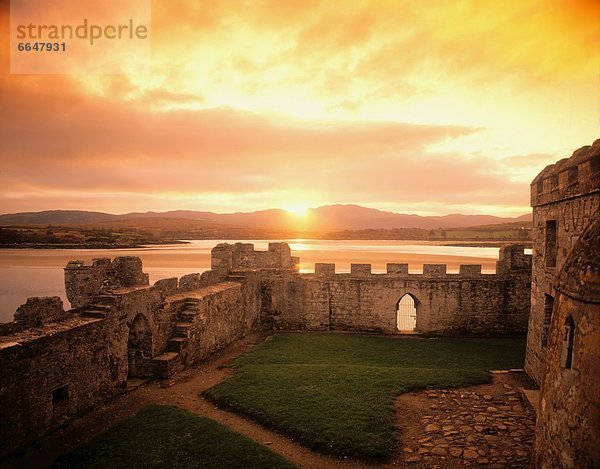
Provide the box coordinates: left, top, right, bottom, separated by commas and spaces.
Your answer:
0, 239, 503, 323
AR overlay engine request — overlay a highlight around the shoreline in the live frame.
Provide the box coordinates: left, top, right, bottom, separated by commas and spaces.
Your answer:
0, 238, 530, 250
0, 240, 189, 250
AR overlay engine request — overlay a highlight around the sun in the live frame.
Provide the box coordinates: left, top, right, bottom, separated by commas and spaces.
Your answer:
284, 204, 310, 217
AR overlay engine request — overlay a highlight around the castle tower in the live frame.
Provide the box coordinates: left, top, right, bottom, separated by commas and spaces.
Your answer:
524, 139, 600, 384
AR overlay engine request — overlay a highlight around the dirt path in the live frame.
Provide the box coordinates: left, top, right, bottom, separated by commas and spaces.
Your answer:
6, 334, 536, 469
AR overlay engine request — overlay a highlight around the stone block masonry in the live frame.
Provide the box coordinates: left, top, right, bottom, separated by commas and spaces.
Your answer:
532, 207, 600, 468
262, 244, 531, 335
0, 241, 530, 458
64, 256, 149, 308
525, 138, 600, 385
0, 252, 260, 457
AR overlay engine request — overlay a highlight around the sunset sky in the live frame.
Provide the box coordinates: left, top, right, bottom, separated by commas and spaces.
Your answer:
1, 0, 599, 217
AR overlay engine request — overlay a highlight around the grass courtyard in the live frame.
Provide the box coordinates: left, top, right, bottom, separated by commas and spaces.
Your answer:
53, 405, 296, 469
203, 333, 526, 460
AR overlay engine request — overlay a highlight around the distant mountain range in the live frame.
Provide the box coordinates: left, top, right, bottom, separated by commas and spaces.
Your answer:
0, 205, 532, 232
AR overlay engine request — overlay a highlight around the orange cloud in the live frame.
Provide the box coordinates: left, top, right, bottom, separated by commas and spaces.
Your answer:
0, 76, 531, 215
1, 0, 597, 216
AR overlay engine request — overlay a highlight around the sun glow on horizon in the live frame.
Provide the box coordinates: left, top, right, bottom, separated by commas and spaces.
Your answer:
2, 0, 598, 216
285, 205, 311, 217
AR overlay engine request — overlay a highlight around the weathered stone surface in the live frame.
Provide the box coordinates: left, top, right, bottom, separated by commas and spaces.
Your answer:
449, 447, 462, 457
525, 138, 600, 384
1, 254, 262, 457
430, 446, 447, 456
211, 242, 299, 273
533, 215, 600, 468
401, 384, 535, 468
64, 256, 149, 308
0, 235, 533, 461
262, 244, 531, 335
13, 296, 68, 327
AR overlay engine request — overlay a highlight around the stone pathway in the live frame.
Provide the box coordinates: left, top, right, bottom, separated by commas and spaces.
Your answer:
396, 374, 535, 468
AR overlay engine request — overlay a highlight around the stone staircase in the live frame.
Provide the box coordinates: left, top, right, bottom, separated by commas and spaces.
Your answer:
227, 272, 247, 283
80, 294, 117, 319
152, 299, 201, 379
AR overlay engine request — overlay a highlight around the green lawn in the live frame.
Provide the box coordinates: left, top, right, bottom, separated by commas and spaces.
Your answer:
53, 405, 296, 469
203, 333, 526, 460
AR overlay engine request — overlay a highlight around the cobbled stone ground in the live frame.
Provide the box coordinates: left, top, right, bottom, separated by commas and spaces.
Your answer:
397, 374, 535, 468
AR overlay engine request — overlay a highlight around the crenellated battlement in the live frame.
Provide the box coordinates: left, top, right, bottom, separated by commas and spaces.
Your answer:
531, 138, 600, 207
305, 245, 529, 280
312, 262, 486, 279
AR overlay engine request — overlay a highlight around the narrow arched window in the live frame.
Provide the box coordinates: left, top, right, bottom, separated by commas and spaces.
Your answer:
560, 315, 575, 369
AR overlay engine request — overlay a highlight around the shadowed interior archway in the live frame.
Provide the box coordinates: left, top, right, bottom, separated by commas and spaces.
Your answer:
396, 293, 418, 332
127, 313, 153, 378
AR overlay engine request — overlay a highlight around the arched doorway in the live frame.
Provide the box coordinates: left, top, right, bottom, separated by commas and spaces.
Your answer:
396, 293, 417, 332
127, 314, 152, 378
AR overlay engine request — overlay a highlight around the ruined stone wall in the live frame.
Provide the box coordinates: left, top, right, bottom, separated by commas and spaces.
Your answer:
0, 317, 125, 457
1, 241, 532, 457
525, 139, 600, 384
181, 274, 261, 365
64, 256, 149, 308
261, 245, 531, 336
533, 294, 600, 468
211, 242, 299, 274
0, 260, 257, 458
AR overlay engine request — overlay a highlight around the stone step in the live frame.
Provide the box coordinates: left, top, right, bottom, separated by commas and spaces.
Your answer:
87, 304, 112, 311
152, 352, 181, 379
81, 309, 108, 318
166, 337, 188, 353
125, 378, 150, 392
178, 309, 200, 321
93, 294, 118, 304
173, 322, 193, 338
227, 275, 246, 282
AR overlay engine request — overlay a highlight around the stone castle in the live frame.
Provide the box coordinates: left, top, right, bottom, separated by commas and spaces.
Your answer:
1, 139, 598, 467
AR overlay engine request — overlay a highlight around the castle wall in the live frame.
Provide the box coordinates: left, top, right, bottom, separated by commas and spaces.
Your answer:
525, 139, 600, 384
65, 256, 149, 308
0, 317, 126, 457
211, 242, 299, 273
1, 242, 531, 457
261, 245, 531, 336
0, 258, 260, 458
181, 274, 261, 364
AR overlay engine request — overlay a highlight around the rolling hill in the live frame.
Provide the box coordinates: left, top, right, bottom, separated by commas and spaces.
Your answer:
0, 205, 532, 232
